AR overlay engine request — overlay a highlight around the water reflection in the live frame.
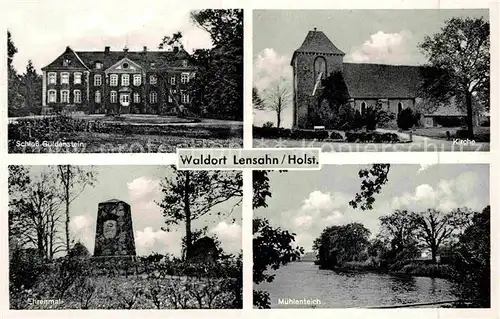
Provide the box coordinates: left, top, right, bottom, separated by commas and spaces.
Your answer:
257, 261, 456, 308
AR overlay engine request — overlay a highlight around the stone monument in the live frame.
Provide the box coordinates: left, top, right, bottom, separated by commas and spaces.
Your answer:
93, 199, 136, 258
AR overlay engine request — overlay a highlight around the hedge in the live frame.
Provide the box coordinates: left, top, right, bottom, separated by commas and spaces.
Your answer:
253, 126, 329, 140
345, 131, 400, 143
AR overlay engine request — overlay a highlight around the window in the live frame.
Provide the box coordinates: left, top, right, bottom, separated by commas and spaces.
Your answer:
313, 56, 327, 84
170, 75, 176, 85
110, 91, 117, 103
182, 60, 188, 67
133, 92, 140, 103
181, 73, 189, 84
95, 62, 102, 69
150, 91, 157, 103
74, 72, 82, 84
122, 62, 129, 69
63, 58, 70, 66
61, 72, 69, 84
48, 72, 57, 85
95, 91, 101, 103
121, 74, 130, 86
94, 75, 102, 86
168, 95, 173, 103
48, 90, 57, 103
133, 74, 141, 86
149, 75, 157, 84
60, 90, 70, 103
360, 101, 366, 115
397, 102, 403, 114
181, 92, 189, 104
110, 74, 118, 86
74, 90, 82, 103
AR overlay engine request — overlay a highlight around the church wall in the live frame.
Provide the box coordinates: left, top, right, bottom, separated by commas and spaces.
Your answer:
293, 52, 343, 128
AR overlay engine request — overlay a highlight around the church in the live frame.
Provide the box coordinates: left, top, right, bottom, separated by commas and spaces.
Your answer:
291, 28, 470, 129
41, 45, 196, 115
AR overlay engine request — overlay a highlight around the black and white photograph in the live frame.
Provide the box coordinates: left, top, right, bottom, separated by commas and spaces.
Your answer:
7, 3, 243, 153
252, 10, 491, 152
253, 165, 490, 308
8, 165, 242, 309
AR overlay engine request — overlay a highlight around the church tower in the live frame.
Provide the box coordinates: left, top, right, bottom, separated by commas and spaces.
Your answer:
291, 28, 345, 128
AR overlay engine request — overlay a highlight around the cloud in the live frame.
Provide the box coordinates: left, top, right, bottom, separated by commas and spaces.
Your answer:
347, 30, 414, 64
135, 227, 183, 257
210, 221, 242, 255
391, 171, 483, 213
253, 48, 292, 91
69, 214, 95, 253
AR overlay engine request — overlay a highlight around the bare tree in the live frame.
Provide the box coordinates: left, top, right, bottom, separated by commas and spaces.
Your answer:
56, 165, 97, 253
257, 78, 291, 128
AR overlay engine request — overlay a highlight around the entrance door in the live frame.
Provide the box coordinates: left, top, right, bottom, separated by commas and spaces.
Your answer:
120, 93, 130, 107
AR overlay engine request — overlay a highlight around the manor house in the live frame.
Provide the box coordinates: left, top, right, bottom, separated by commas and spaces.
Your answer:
41, 45, 196, 114
291, 28, 472, 129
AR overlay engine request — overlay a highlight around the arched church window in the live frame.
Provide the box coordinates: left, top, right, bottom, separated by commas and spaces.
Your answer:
314, 56, 327, 84
361, 101, 366, 115
398, 102, 403, 114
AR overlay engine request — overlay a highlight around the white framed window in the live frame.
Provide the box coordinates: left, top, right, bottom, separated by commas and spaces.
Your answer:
94, 75, 102, 86
133, 92, 140, 103
61, 72, 69, 84
133, 74, 141, 86
181, 72, 189, 84
74, 72, 82, 84
168, 95, 173, 103
74, 90, 82, 103
95, 62, 102, 69
60, 90, 70, 103
63, 58, 70, 66
95, 91, 101, 103
150, 91, 157, 103
182, 60, 188, 67
170, 75, 176, 85
121, 74, 130, 86
48, 72, 57, 85
110, 91, 117, 103
110, 74, 118, 86
48, 90, 57, 103
149, 75, 157, 84
181, 92, 189, 104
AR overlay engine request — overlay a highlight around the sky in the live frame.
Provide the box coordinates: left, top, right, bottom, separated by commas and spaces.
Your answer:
6, 1, 213, 73
253, 9, 489, 128
21, 166, 242, 257
253, 164, 490, 252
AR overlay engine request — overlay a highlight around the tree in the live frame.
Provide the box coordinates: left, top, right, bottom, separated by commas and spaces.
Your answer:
158, 167, 242, 258
56, 165, 97, 254
256, 77, 291, 128
8, 165, 31, 252
397, 108, 418, 130
69, 241, 91, 258
253, 218, 303, 308
410, 208, 473, 263
188, 9, 243, 121
318, 71, 350, 112
314, 223, 371, 268
349, 164, 390, 210
451, 206, 490, 307
362, 101, 394, 131
252, 87, 264, 109
7, 30, 24, 114
20, 60, 42, 113
379, 210, 418, 252
419, 17, 490, 139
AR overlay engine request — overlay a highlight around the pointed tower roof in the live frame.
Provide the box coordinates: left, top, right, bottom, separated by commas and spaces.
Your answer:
291, 28, 345, 65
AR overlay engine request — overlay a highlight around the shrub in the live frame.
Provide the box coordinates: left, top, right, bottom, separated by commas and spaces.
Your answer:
262, 121, 274, 128
290, 129, 328, 140
329, 131, 343, 140
345, 131, 400, 143
397, 108, 417, 130
363, 103, 395, 131
252, 126, 291, 139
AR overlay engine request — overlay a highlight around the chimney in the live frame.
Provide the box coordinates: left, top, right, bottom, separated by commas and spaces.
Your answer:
173, 45, 179, 54
143, 46, 148, 52
123, 45, 129, 53
105, 46, 110, 54
313, 27, 317, 31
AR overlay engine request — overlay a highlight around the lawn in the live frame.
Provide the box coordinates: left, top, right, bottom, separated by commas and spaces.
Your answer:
411, 126, 490, 141
8, 114, 243, 153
